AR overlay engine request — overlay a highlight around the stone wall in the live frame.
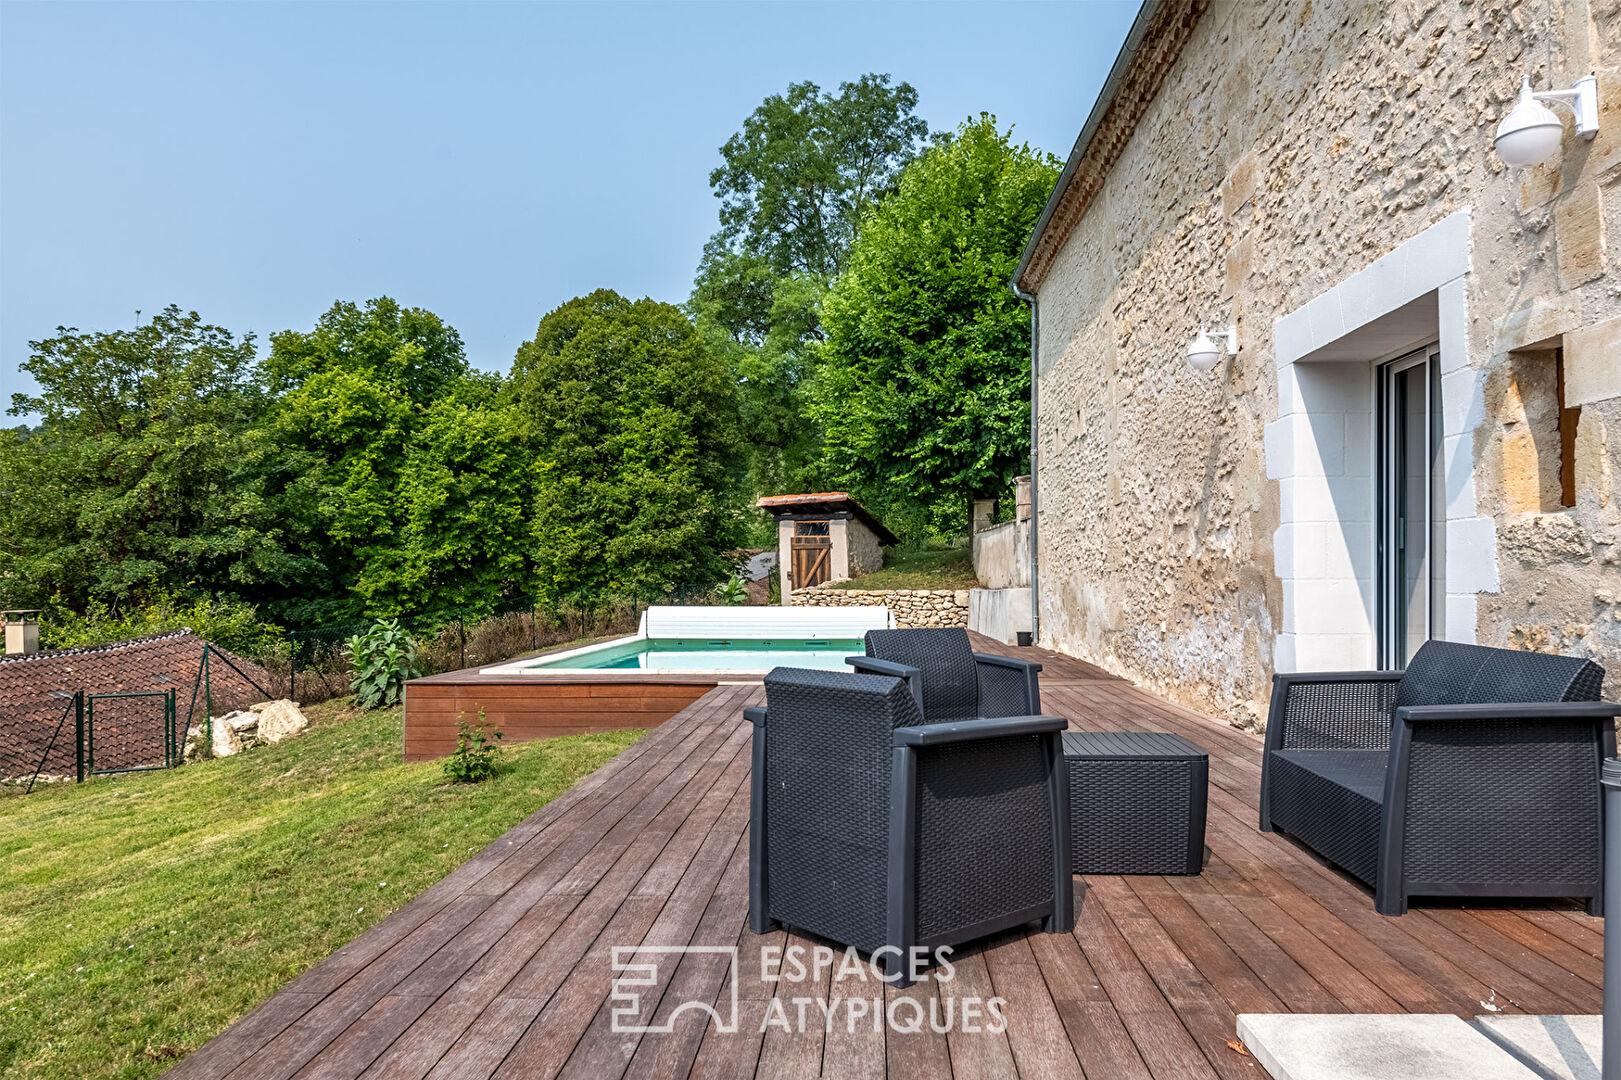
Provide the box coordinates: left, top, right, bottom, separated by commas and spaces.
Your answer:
846, 519, 886, 577
973, 519, 1031, 590
1031, 0, 1621, 728
791, 585, 969, 628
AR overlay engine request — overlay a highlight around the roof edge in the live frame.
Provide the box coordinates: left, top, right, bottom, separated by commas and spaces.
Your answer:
1012, 0, 1207, 293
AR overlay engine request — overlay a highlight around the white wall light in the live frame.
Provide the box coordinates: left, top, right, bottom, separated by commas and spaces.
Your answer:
1186, 324, 1238, 371
1494, 74, 1601, 167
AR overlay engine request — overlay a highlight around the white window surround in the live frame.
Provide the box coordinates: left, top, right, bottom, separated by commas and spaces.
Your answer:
1265, 211, 1494, 674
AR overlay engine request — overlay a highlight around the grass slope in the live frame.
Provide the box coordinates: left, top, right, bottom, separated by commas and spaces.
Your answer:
827, 546, 977, 590
0, 698, 641, 1079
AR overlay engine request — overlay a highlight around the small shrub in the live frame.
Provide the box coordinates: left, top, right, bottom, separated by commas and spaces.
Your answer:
345, 619, 420, 709
715, 576, 749, 605
443, 714, 504, 782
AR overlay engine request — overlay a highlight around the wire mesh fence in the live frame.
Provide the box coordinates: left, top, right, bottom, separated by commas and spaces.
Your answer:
0, 635, 275, 795
85, 690, 175, 775
0, 579, 759, 792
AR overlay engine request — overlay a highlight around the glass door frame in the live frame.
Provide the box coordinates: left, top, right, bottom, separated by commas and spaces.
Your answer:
1376, 344, 1444, 670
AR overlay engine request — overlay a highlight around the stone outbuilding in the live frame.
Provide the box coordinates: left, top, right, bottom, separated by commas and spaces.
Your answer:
1014, 0, 1621, 728
757, 492, 899, 601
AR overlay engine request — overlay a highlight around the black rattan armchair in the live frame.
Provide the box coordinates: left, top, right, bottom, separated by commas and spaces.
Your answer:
747, 667, 1072, 986
848, 627, 1043, 721
1259, 640, 1618, 915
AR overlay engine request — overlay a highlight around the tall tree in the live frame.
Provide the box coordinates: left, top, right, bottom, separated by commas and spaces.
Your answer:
0, 306, 295, 610
264, 297, 478, 622
691, 74, 928, 497
382, 376, 535, 621
703, 74, 929, 287
513, 290, 744, 601
810, 116, 1061, 540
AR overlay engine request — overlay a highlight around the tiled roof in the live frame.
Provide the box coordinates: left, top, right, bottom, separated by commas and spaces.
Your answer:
755, 492, 900, 545
0, 631, 274, 779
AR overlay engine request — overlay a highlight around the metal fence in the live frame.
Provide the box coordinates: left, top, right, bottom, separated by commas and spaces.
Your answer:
0, 640, 274, 795
1, 583, 754, 790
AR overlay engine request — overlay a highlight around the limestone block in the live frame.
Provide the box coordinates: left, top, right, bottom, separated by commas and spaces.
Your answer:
224, 711, 258, 735
1499, 429, 1547, 514
1494, 296, 1581, 353
253, 699, 310, 743
1575, 410, 1612, 507
1224, 233, 1254, 299
1580, 66, 1621, 180
1564, 314, 1621, 406
211, 718, 243, 758
1554, 183, 1607, 290
1221, 151, 1259, 217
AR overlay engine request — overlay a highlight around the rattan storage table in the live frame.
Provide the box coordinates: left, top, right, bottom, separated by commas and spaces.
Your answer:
1062, 731, 1208, 875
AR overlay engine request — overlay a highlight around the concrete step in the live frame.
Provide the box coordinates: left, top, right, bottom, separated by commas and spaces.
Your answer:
1236, 1013, 1543, 1080
1474, 1015, 1599, 1080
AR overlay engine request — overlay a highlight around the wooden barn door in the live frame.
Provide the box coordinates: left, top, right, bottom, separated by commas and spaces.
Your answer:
790, 520, 832, 589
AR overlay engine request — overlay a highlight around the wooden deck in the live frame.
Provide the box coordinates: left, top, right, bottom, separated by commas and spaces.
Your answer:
169, 636, 1604, 1080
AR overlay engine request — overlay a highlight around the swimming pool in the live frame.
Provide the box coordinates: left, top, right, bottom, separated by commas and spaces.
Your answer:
474, 605, 894, 678
503, 636, 865, 673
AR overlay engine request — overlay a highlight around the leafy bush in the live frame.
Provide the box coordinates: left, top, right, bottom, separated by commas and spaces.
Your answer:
40, 591, 282, 658
345, 619, 420, 709
715, 576, 749, 605
442, 714, 504, 782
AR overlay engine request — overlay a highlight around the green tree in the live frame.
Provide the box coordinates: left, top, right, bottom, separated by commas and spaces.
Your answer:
0, 306, 296, 611
382, 380, 535, 620
512, 290, 744, 601
691, 74, 929, 498
263, 297, 487, 623
810, 116, 1061, 540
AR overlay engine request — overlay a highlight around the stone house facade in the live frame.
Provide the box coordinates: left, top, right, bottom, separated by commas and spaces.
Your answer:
1016, 0, 1621, 729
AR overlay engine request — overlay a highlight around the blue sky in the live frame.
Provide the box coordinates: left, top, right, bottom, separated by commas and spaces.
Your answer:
0, 0, 1139, 410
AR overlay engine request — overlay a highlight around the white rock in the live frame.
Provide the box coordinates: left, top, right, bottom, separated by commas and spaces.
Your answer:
224, 711, 258, 735
211, 718, 243, 758
252, 700, 309, 743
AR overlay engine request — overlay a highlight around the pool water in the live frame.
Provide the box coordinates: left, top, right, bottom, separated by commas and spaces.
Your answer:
520, 637, 865, 673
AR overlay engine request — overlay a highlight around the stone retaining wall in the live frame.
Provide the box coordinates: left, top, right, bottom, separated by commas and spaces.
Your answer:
790, 585, 969, 628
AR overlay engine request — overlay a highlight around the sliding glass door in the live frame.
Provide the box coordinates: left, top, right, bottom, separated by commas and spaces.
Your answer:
1378, 347, 1443, 669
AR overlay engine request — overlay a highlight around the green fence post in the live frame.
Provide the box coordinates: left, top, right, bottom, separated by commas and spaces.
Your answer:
74, 692, 85, 783
203, 645, 213, 753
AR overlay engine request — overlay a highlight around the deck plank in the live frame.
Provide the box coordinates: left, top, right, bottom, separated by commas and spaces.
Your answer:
171, 636, 1604, 1080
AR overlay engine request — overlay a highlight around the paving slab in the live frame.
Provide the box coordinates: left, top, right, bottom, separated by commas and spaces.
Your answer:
1474, 1015, 1600, 1080
1236, 1013, 1542, 1080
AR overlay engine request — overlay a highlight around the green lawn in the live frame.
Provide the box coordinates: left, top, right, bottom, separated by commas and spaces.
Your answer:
0, 699, 642, 1080
828, 545, 977, 590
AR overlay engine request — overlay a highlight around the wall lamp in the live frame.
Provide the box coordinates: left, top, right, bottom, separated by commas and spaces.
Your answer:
1494, 74, 1601, 167
1186, 324, 1238, 371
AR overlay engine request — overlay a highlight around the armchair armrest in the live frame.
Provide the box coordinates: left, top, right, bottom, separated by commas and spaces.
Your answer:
1395, 702, 1621, 723
973, 652, 1043, 674
847, 656, 923, 715
892, 714, 1066, 748
1260, 669, 1402, 833
974, 653, 1043, 716
744, 706, 768, 728
1376, 697, 1619, 916
1265, 670, 1404, 753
